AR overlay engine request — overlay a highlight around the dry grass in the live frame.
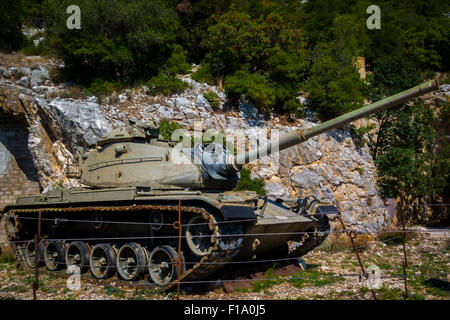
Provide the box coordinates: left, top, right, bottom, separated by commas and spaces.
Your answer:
61, 86, 83, 99
0, 52, 27, 67
317, 223, 376, 252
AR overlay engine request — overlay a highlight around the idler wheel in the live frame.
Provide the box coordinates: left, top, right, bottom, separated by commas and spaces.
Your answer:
185, 215, 214, 258
89, 243, 117, 279
65, 241, 90, 274
44, 240, 66, 271
148, 245, 183, 286
25, 240, 44, 268
117, 243, 147, 281
4, 213, 19, 241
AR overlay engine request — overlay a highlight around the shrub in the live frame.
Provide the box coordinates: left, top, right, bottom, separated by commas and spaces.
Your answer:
282, 98, 305, 118
350, 124, 375, 148
224, 70, 275, 109
0, 0, 26, 51
0, 253, 16, 264
85, 79, 120, 96
234, 168, 266, 195
203, 91, 220, 109
146, 73, 190, 96
159, 119, 183, 141
191, 63, 215, 85
165, 44, 191, 75
303, 50, 365, 120
46, 0, 181, 84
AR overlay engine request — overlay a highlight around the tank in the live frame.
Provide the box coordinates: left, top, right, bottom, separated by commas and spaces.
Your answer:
1, 79, 439, 289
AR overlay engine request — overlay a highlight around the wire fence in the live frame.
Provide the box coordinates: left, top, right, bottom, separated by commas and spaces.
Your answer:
0, 203, 448, 300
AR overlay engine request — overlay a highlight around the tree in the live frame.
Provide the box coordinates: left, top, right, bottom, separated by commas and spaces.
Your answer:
0, 0, 26, 51
45, 0, 181, 84
303, 47, 365, 120
204, 9, 306, 80
374, 102, 439, 223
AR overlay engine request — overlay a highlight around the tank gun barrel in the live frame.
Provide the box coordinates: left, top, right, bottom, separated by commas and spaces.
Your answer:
234, 79, 439, 166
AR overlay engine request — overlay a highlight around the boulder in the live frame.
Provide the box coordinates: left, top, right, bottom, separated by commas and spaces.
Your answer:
265, 182, 290, 198
39, 98, 112, 147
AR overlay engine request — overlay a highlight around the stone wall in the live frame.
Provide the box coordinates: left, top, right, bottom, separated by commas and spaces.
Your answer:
0, 110, 41, 246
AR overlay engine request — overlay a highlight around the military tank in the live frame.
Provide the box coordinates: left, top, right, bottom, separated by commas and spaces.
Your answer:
1, 79, 439, 289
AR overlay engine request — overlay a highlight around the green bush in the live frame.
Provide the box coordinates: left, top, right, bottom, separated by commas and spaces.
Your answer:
165, 44, 191, 75
85, 79, 120, 96
303, 49, 365, 120
350, 124, 375, 148
0, 0, 26, 51
234, 168, 266, 195
368, 55, 420, 100
0, 253, 16, 264
146, 73, 190, 96
203, 91, 220, 109
159, 119, 183, 141
224, 70, 275, 109
191, 63, 216, 85
281, 98, 305, 118
45, 0, 181, 84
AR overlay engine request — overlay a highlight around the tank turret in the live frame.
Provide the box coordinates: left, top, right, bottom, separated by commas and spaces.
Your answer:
76, 79, 439, 190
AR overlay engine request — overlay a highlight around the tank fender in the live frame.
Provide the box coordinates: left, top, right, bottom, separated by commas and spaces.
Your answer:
220, 206, 257, 221
315, 205, 340, 220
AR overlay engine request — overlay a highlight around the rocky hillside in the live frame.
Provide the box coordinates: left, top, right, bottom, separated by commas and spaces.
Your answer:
0, 54, 448, 234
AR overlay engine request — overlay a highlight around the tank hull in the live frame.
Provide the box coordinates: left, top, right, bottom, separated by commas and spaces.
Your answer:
2, 187, 333, 289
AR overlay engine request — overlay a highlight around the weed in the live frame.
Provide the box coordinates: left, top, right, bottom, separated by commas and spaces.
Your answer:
234, 168, 266, 195
289, 270, 344, 288
0, 254, 16, 264
65, 293, 76, 300
317, 224, 375, 252
251, 265, 283, 292
376, 286, 404, 300
234, 287, 251, 293
159, 119, 183, 141
104, 285, 125, 298
133, 288, 160, 299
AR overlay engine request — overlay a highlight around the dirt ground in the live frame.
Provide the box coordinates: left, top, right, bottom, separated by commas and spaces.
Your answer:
0, 233, 448, 300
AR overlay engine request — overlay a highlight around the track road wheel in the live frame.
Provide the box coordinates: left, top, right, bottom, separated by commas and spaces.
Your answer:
44, 240, 66, 271
185, 215, 214, 259
89, 244, 117, 279
25, 240, 44, 268
117, 243, 147, 281
65, 241, 90, 274
148, 245, 184, 286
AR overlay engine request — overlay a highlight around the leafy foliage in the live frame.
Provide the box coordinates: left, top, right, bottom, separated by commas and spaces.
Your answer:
146, 73, 189, 96
203, 91, 220, 109
224, 69, 275, 109
45, 0, 181, 85
304, 48, 365, 119
0, 0, 26, 51
159, 119, 183, 141
234, 168, 266, 195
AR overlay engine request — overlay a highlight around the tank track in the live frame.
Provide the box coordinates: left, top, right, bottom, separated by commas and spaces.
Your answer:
4, 204, 245, 291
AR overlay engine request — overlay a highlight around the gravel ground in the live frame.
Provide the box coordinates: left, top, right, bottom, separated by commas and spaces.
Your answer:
0, 233, 448, 300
